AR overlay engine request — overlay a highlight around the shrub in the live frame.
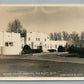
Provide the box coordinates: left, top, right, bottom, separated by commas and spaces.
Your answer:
21, 45, 32, 54
67, 45, 84, 58
67, 45, 75, 53
58, 46, 65, 52
77, 48, 84, 58
21, 45, 43, 54
48, 49, 56, 52
31, 49, 43, 53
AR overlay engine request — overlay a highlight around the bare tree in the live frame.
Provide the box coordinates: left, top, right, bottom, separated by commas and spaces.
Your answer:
53, 32, 57, 41
70, 32, 79, 41
49, 31, 80, 42
7, 19, 27, 40
81, 32, 84, 40
7, 19, 22, 33
50, 32, 63, 41
56, 32, 62, 40
49, 33, 54, 40
62, 31, 70, 41
21, 29, 27, 37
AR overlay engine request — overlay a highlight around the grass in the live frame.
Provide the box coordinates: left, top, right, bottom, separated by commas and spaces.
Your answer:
0, 52, 83, 77
0, 59, 83, 77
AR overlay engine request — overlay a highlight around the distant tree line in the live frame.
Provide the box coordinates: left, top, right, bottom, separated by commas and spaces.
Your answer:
49, 31, 84, 42
7, 19, 84, 42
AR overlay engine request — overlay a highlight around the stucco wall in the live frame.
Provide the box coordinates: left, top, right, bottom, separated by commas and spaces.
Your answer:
26, 32, 66, 52
0, 32, 22, 55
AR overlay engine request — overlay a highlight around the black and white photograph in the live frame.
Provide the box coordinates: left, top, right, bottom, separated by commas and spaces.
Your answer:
0, 4, 84, 80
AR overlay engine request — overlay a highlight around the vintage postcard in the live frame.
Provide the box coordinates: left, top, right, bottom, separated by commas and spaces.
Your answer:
0, 4, 84, 80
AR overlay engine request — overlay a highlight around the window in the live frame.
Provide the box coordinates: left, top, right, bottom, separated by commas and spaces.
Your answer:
45, 44, 47, 48
38, 38, 40, 41
35, 45, 36, 47
28, 37, 30, 41
9, 42, 13, 46
8, 35, 10, 37
47, 44, 49, 48
36, 38, 37, 41
47, 36, 49, 39
40, 42, 42, 46
36, 38, 40, 41
50, 44, 52, 48
37, 46, 39, 49
55, 45, 57, 48
5, 42, 13, 47
5, 42, 8, 47
45, 38, 46, 41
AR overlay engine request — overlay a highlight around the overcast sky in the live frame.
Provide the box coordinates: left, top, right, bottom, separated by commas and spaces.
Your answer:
0, 6, 84, 34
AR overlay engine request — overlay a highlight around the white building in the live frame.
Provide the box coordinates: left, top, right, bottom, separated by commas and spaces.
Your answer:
26, 32, 50, 52
48, 40, 66, 50
26, 32, 66, 52
0, 32, 22, 55
0, 31, 66, 55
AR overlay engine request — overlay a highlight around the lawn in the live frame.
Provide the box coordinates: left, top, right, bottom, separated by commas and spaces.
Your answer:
0, 52, 83, 77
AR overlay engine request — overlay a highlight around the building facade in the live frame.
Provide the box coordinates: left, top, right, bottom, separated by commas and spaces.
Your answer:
26, 32, 50, 52
0, 31, 67, 55
0, 32, 22, 55
26, 32, 66, 52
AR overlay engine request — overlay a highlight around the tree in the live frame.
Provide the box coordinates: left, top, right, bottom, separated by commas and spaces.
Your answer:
49, 33, 54, 40
50, 32, 65, 41
70, 32, 79, 41
7, 19, 22, 33
62, 31, 70, 41
56, 32, 62, 40
7, 19, 27, 38
81, 32, 84, 40
21, 29, 27, 37
53, 32, 57, 41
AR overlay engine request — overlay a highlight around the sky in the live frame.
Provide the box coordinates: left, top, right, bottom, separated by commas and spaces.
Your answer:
0, 5, 84, 34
